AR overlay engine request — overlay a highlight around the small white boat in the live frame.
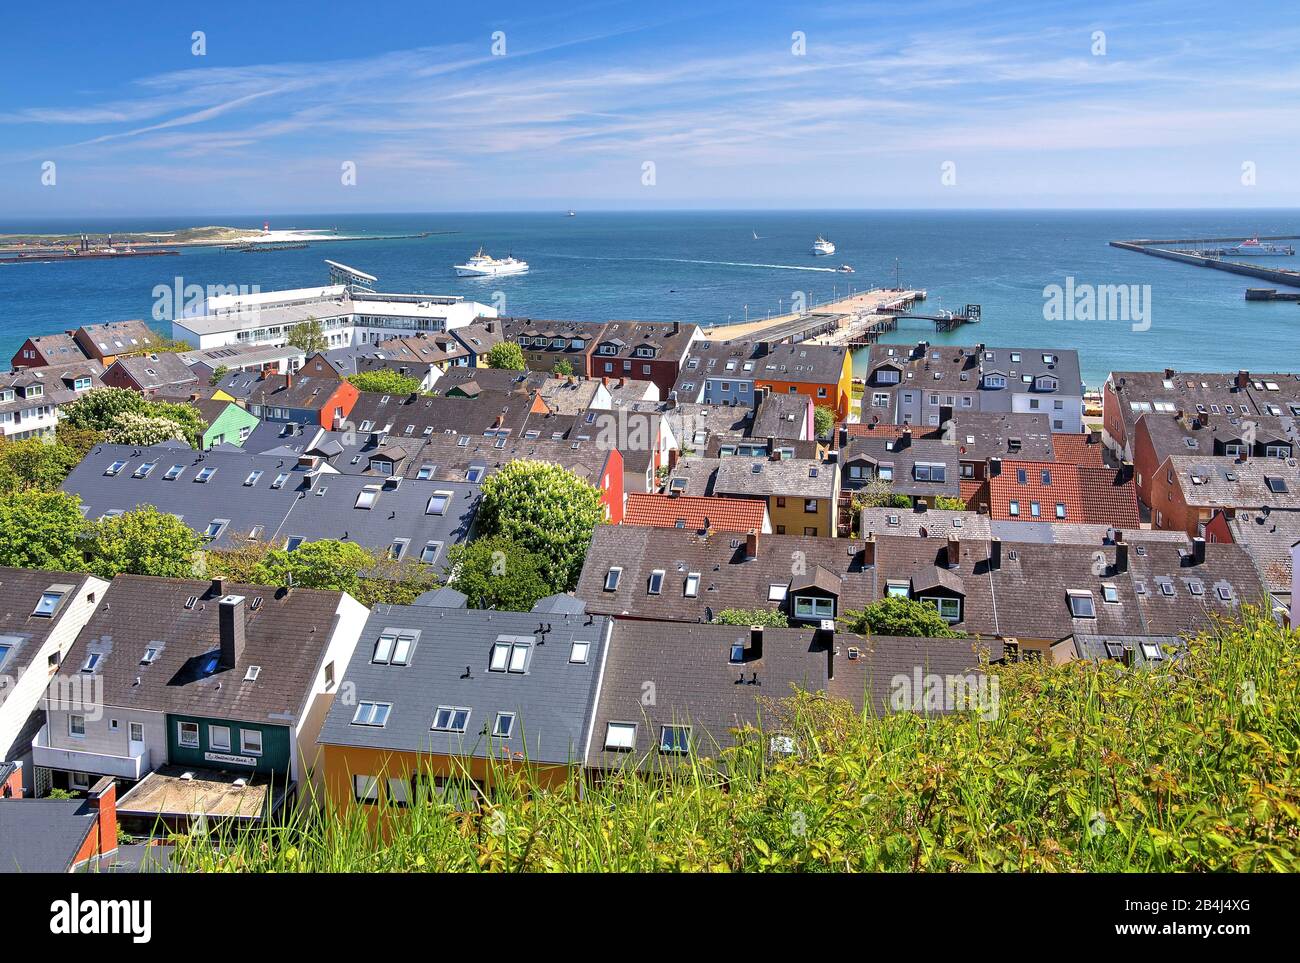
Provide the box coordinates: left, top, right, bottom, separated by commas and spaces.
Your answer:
837, 264, 854, 273
813, 235, 835, 256
454, 247, 529, 277
567, 210, 576, 217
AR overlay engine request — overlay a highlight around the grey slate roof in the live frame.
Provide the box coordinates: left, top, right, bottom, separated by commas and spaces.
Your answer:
1226, 508, 1300, 595
109, 352, 196, 392
61, 443, 479, 572
317, 606, 614, 766
60, 575, 345, 726
0, 798, 98, 872
713, 456, 836, 500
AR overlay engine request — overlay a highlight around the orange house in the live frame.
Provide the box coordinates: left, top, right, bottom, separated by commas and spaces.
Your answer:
753, 343, 854, 421
314, 606, 614, 818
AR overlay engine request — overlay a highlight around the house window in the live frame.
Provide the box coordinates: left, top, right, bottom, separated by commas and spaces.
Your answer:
1008, 500, 1020, 517
493, 712, 516, 738
105, 460, 127, 476
178, 721, 200, 748
194, 467, 217, 483
132, 461, 157, 479
604, 722, 637, 751
34, 591, 64, 617
69, 714, 86, 737
1055, 503, 1066, 519
353, 774, 381, 804
209, 725, 231, 751
1068, 591, 1096, 618
164, 464, 184, 481
425, 491, 452, 515
420, 542, 442, 565
1102, 584, 1120, 604
244, 470, 263, 486
350, 702, 391, 728
886, 580, 910, 598
432, 706, 471, 732
489, 639, 530, 673
373, 630, 416, 666
604, 566, 622, 591
793, 595, 835, 619
241, 729, 263, 755
659, 725, 691, 754
129, 722, 143, 742
569, 640, 590, 664
80, 652, 101, 672
921, 597, 960, 622
684, 572, 701, 598
648, 570, 665, 595
1030, 502, 1041, 517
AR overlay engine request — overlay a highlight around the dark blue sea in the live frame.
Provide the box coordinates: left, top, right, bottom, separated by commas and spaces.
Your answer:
1, 210, 1296, 387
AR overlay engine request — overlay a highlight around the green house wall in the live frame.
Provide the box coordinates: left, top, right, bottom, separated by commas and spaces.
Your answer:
202, 404, 260, 449
166, 713, 291, 775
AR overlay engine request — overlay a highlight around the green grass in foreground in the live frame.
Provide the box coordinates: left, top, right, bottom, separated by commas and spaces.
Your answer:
173, 607, 1299, 871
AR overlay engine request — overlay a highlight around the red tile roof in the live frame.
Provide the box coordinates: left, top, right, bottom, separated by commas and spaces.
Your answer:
988, 460, 1140, 527
1052, 432, 1106, 467
960, 479, 989, 510
624, 493, 767, 533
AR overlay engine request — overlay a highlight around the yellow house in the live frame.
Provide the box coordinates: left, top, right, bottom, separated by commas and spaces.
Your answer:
712, 455, 840, 537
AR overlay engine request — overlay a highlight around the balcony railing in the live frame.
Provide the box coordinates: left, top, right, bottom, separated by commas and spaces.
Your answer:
32, 725, 150, 780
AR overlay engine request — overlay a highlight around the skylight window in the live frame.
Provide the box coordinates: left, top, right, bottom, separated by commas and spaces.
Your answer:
684, 572, 701, 598
133, 461, 157, 479
373, 630, 416, 666
81, 652, 102, 672
420, 542, 441, 565
141, 646, 159, 664
1102, 584, 1119, 604
33, 591, 63, 617
659, 725, 691, 754
352, 701, 391, 727
244, 665, 261, 681
355, 485, 381, 509
604, 722, 636, 751
164, 464, 184, 480
569, 641, 590, 664
1067, 591, 1096, 618
604, 567, 622, 591
432, 706, 470, 733
244, 470, 263, 486
493, 712, 516, 738
105, 460, 127, 476
425, 491, 451, 515
648, 570, 665, 595
489, 639, 530, 674
768, 583, 788, 601
270, 472, 290, 489
194, 467, 217, 483
1140, 642, 1164, 661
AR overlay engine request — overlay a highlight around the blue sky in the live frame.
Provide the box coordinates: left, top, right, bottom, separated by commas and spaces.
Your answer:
3, 0, 1298, 214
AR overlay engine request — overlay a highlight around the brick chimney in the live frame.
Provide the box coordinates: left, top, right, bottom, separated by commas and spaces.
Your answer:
747, 625, 764, 660
667, 448, 679, 471
89, 776, 118, 860
284, 371, 293, 389
814, 621, 836, 681
946, 534, 960, 568
1115, 540, 1129, 574
862, 533, 876, 567
745, 529, 759, 560
988, 536, 1001, 571
1236, 369, 1249, 390
218, 594, 247, 670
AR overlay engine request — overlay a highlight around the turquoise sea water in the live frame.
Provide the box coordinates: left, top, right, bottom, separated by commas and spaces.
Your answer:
1, 210, 1296, 387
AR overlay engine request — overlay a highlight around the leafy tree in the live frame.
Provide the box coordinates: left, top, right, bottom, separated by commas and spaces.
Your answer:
87, 505, 201, 578
61, 388, 203, 447
713, 607, 791, 627
485, 341, 526, 371
54, 425, 105, 463
205, 538, 438, 607
249, 540, 376, 597
60, 387, 148, 432
0, 490, 87, 571
851, 478, 911, 510
209, 364, 229, 386
445, 536, 552, 611
933, 496, 968, 512
105, 412, 189, 446
477, 460, 603, 591
813, 405, 836, 439
287, 318, 327, 355
0, 437, 82, 494
843, 596, 964, 638
553, 359, 574, 377
348, 370, 424, 395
